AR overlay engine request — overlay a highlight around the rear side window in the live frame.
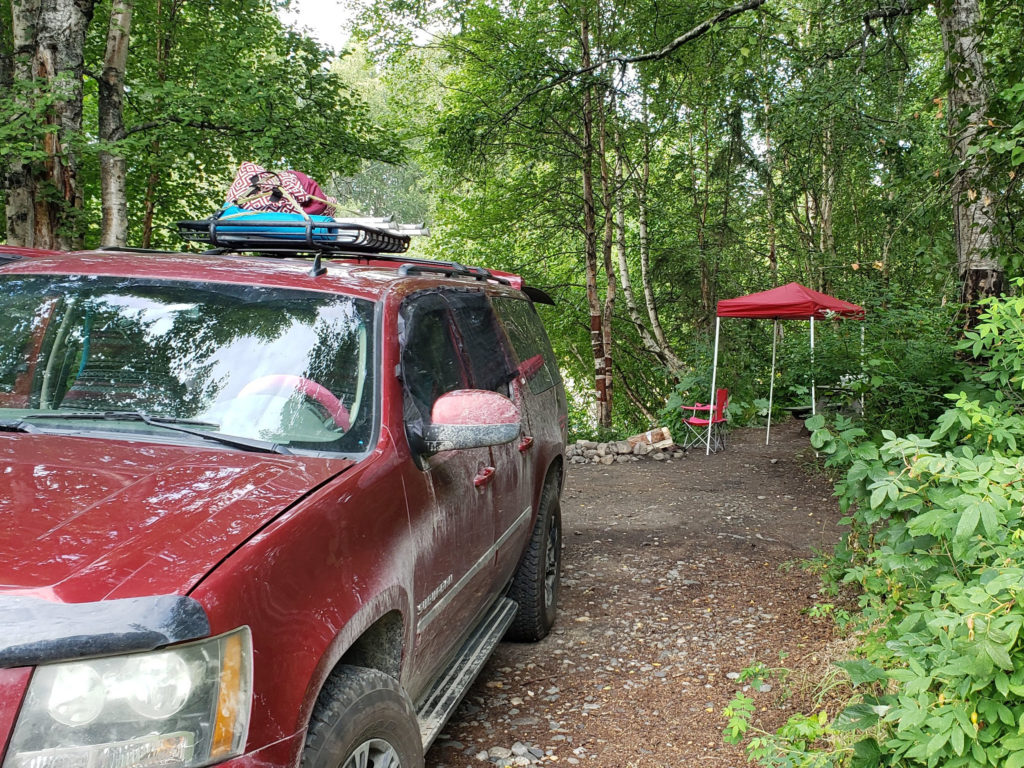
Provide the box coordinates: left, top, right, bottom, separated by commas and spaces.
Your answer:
449, 298, 514, 395
492, 297, 559, 395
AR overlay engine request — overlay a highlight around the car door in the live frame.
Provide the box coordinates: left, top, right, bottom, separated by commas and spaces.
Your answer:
399, 291, 500, 674
447, 293, 534, 583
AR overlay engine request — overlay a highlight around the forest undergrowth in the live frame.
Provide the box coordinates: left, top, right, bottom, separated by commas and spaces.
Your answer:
723, 283, 1024, 767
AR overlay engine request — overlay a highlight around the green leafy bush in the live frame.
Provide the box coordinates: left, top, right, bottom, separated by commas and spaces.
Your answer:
731, 285, 1024, 767
778, 299, 963, 438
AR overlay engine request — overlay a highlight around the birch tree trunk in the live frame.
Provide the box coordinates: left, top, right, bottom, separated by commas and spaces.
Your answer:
937, 0, 1003, 303
698, 129, 713, 322
615, 144, 664, 365
5, 0, 97, 248
635, 151, 684, 373
819, 124, 836, 261
764, 98, 778, 280
580, 14, 608, 428
99, 0, 133, 247
617, 137, 687, 377
597, 83, 616, 429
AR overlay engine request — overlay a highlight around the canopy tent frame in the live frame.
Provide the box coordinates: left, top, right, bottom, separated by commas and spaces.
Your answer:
704, 283, 865, 455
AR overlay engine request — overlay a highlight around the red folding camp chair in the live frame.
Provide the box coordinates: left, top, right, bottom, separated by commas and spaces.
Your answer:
680, 387, 729, 452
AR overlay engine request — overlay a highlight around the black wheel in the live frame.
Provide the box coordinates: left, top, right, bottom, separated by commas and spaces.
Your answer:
302, 666, 423, 768
505, 478, 561, 641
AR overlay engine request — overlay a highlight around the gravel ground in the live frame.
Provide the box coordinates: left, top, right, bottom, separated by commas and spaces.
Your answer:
426, 418, 848, 768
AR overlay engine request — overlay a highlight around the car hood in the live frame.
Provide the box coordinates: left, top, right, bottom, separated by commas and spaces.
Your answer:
0, 434, 355, 603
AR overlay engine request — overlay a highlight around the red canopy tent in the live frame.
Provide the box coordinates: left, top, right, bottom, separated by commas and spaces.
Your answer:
717, 282, 865, 320
705, 283, 865, 452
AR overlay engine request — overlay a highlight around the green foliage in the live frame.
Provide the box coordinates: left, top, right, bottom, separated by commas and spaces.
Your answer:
722, 663, 848, 767
723, 691, 757, 744
778, 294, 963, 438
112, 0, 401, 247
2, 0, 400, 246
350, 0, 1024, 441
0, 78, 62, 166
806, 602, 854, 633
732, 286, 1024, 767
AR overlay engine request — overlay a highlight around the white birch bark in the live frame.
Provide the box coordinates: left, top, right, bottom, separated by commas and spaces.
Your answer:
5, 0, 96, 248
99, 0, 133, 247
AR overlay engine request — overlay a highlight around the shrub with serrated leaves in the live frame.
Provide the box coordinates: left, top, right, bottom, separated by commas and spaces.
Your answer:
740, 285, 1024, 768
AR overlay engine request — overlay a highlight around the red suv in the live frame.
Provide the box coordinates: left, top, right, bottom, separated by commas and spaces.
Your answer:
0, 227, 566, 768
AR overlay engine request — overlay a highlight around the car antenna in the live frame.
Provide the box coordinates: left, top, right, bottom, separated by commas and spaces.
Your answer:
309, 251, 327, 277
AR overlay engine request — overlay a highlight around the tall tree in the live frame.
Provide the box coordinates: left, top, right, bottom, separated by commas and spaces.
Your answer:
98, 0, 133, 246
2, 0, 399, 248
6, 0, 97, 247
580, 11, 610, 427
938, 0, 1003, 302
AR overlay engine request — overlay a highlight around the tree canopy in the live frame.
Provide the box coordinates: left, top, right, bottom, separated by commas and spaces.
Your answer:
2, 0, 1022, 435
350, 0, 1022, 434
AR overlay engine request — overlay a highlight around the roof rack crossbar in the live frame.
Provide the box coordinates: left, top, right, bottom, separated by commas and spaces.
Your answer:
174, 216, 518, 286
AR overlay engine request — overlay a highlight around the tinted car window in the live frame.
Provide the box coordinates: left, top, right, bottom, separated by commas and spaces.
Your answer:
448, 294, 515, 395
491, 296, 558, 394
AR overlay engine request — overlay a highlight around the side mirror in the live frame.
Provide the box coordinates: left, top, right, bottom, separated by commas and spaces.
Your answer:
421, 389, 520, 453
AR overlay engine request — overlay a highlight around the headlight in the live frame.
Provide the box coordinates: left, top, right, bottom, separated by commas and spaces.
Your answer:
4, 628, 252, 768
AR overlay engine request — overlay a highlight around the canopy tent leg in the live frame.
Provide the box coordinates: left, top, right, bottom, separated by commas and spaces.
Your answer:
766, 319, 778, 445
707, 316, 721, 455
860, 325, 865, 415
810, 316, 816, 417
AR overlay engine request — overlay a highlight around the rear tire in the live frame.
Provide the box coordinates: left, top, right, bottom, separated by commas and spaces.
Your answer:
302, 666, 423, 768
505, 478, 561, 641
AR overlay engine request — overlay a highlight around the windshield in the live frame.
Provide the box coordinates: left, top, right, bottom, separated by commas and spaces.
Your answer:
0, 275, 376, 454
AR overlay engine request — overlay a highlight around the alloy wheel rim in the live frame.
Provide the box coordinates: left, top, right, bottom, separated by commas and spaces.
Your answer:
342, 738, 402, 768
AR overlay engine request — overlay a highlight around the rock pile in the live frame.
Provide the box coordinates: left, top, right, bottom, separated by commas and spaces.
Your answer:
565, 436, 685, 465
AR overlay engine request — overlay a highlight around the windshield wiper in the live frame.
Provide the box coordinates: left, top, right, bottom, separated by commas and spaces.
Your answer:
19, 411, 292, 455
0, 419, 40, 434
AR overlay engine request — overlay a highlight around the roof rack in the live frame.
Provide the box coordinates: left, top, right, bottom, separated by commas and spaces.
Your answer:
97, 245, 176, 255
173, 215, 523, 289
177, 216, 411, 255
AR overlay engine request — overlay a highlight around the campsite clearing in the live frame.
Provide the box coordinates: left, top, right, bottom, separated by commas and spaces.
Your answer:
427, 418, 848, 768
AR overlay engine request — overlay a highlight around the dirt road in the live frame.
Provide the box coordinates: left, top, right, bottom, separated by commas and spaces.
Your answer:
427, 418, 846, 768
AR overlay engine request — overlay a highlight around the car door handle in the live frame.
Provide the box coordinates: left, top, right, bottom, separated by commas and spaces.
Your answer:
474, 467, 496, 487
518, 436, 534, 453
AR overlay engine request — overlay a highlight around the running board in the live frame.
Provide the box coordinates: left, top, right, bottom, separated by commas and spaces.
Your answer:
416, 597, 518, 749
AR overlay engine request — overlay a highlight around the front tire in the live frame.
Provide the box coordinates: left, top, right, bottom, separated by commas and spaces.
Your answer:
302, 666, 423, 768
505, 478, 561, 641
